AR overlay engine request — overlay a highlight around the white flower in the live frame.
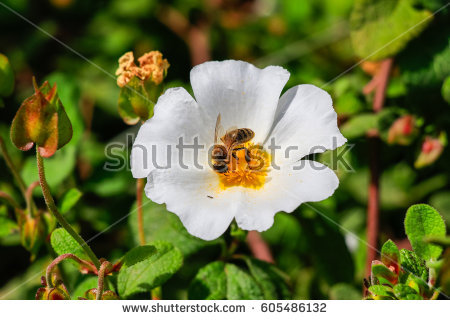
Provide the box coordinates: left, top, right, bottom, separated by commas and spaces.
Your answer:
131, 60, 347, 241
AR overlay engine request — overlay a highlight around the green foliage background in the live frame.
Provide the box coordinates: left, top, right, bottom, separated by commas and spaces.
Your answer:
0, 0, 449, 299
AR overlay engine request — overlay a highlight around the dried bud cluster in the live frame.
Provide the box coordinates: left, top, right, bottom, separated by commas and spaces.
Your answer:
116, 51, 169, 88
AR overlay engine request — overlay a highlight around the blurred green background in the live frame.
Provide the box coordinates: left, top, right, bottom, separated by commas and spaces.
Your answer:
0, 0, 449, 299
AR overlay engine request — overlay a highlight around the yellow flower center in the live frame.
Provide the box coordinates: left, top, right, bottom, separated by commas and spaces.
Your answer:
216, 143, 271, 190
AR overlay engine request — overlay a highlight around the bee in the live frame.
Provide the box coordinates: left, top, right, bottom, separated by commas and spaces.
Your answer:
211, 113, 255, 173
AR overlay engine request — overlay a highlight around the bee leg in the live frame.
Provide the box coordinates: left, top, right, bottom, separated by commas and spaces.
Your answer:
244, 147, 251, 163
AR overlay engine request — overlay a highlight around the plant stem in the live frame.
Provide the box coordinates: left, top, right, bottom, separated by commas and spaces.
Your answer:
46, 253, 96, 288
0, 136, 27, 195
25, 181, 39, 216
36, 148, 101, 270
136, 178, 146, 245
0, 191, 21, 209
364, 58, 393, 278
96, 261, 111, 300
247, 231, 274, 263
366, 134, 380, 278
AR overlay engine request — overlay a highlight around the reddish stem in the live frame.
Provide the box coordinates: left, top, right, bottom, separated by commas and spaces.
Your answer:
247, 231, 274, 263
364, 58, 393, 279
366, 136, 380, 277
46, 253, 96, 288
96, 261, 112, 300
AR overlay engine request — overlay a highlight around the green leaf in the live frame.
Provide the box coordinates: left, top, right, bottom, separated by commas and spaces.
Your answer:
381, 240, 400, 271
59, 188, 83, 214
442, 76, 450, 104
372, 263, 397, 285
117, 242, 183, 298
110, 0, 156, 18
188, 261, 227, 300
424, 235, 450, 247
71, 277, 98, 300
129, 199, 220, 256
399, 249, 428, 283
350, 0, 432, 60
398, 21, 450, 90
404, 204, 446, 260
244, 257, 291, 299
340, 113, 378, 139
430, 191, 450, 226
22, 145, 76, 192
298, 212, 355, 284
335, 92, 365, 116
0, 53, 14, 97
50, 228, 88, 260
368, 285, 394, 298
393, 284, 420, 299
0, 215, 18, 238
329, 283, 361, 300
225, 264, 264, 300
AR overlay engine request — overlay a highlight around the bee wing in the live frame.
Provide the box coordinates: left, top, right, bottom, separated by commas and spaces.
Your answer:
214, 113, 224, 144
226, 126, 238, 133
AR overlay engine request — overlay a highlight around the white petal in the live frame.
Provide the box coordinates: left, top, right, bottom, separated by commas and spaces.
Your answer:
265, 84, 346, 165
145, 167, 242, 241
131, 87, 213, 178
190, 60, 290, 143
235, 160, 339, 231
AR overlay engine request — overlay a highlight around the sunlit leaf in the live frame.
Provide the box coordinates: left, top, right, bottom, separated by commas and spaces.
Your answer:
405, 204, 446, 260
59, 188, 83, 214
117, 242, 183, 298
350, 0, 432, 60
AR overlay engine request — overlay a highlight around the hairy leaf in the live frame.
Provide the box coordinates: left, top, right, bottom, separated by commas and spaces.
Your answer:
50, 228, 88, 260
381, 240, 400, 273
117, 242, 183, 298
188, 261, 227, 300
129, 199, 220, 256
350, 0, 432, 60
59, 188, 83, 214
244, 257, 291, 299
329, 283, 361, 300
399, 249, 428, 283
405, 204, 446, 260
225, 264, 264, 300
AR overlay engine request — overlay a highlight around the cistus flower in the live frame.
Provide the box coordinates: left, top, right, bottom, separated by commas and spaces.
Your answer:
131, 60, 346, 240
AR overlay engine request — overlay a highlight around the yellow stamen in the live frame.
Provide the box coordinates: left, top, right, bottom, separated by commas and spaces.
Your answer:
217, 143, 271, 190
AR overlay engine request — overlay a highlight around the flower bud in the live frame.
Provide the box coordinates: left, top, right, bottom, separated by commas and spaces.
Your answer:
387, 115, 417, 145
415, 136, 444, 168
19, 213, 46, 259
116, 51, 169, 125
36, 277, 70, 300
10, 79, 72, 157
79, 288, 119, 300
